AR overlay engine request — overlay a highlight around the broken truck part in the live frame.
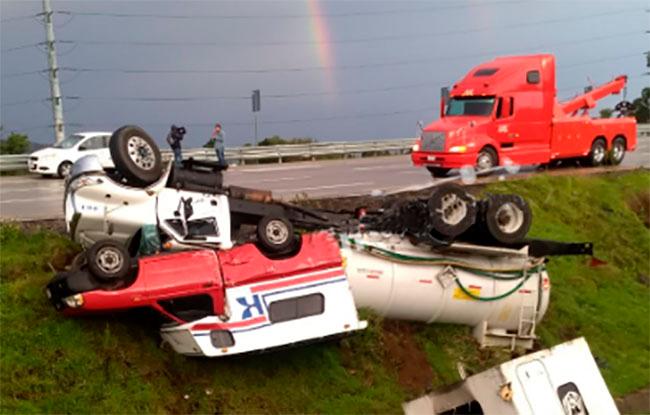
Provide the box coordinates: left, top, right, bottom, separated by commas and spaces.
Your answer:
403, 337, 618, 415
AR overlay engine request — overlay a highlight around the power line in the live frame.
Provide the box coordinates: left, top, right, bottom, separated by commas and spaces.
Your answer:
54, 50, 645, 77
54, 1, 519, 20
43, 9, 643, 49
0, 14, 38, 23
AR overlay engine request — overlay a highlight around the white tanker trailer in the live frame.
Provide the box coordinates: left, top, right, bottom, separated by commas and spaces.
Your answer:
339, 233, 551, 350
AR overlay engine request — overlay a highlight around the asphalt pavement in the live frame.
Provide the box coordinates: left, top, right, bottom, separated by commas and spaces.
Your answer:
1, 140, 648, 221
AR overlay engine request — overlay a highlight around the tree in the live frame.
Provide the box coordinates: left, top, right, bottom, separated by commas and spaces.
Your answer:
0, 133, 30, 154
258, 135, 315, 146
632, 87, 649, 124
599, 108, 613, 119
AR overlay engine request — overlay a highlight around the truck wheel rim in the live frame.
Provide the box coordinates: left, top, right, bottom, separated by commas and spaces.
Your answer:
477, 153, 494, 170
495, 203, 524, 234
612, 143, 624, 161
436, 193, 467, 226
593, 145, 605, 163
266, 220, 289, 245
96, 246, 123, 275
127, 136, 156, 170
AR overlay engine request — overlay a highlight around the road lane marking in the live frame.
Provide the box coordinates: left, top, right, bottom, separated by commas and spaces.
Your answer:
353, 164, 408, 171
236, 164, 324, 173
0, 196, 61, 204
260, 175, 313, 183
275, 181, 373, 192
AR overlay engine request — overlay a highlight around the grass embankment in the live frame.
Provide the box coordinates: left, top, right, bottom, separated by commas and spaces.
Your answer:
1, 171, 649, 413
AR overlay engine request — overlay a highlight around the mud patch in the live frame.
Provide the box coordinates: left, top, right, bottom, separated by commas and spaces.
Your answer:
616, 386, 650, 414
382, 320, 433, 395
627, 190, 650, 228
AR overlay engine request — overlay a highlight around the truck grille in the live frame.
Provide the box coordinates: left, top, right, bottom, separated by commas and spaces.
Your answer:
421, 131, 445, 152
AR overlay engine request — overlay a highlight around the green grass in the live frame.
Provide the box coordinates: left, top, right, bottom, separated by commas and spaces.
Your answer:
1, 171, 649, 413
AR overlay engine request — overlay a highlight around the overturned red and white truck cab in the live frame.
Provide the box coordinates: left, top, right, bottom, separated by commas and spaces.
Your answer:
47, 232, 367, 356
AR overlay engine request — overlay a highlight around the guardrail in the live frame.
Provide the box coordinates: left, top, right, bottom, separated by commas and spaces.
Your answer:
0, 138, 415, 172
2, 125, 648, 172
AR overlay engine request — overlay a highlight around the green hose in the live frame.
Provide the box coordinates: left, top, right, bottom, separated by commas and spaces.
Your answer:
346, 237, 542, 301
454, 271, 533, 302
347, 237, 543, 278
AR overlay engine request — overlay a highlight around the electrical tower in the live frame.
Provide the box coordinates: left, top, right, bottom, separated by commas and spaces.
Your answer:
42, 0, 65, 144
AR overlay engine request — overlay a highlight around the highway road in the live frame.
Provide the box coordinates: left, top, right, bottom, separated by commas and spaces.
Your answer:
1, 140, 648, 221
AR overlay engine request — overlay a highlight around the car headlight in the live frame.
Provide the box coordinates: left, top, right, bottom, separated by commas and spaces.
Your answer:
63, 294, 84, 308
448, 145, 467, 153
412, 142, 421, 151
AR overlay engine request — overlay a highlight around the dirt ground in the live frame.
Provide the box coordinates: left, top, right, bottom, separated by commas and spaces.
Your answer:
616, 387, 650, 414
381, 320, 434, 395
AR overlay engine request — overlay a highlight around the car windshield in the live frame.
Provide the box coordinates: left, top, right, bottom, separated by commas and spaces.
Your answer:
446, 97, 495, 117
53, 134, 84, 149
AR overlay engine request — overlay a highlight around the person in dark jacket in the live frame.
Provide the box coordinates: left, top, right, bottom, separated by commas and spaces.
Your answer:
166, 125, 186, 166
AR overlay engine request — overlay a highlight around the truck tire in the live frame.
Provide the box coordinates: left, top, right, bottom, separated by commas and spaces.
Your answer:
482, 194, 531, 244
586, 139, 606, 167
426, 167, 451, 178
427, 183, 477, 238
167, 165, 223, 193
57, 161, 73, 178
257, 215, 294, 253
476, 147, 498, 171
86, 240, 131, 282
608, 137, 626, 165
110, 125, 162, 187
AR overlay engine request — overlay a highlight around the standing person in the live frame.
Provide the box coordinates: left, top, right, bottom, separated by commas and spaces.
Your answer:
209, 123, 228, 168
166, 125, 185, 166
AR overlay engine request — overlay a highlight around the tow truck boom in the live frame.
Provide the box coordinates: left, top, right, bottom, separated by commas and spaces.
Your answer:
558, 75, 627, 115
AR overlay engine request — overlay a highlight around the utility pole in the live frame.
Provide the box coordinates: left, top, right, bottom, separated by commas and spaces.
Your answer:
42, 0, 65, 144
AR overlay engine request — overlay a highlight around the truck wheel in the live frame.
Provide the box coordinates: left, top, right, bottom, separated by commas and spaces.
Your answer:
427, 183, 477, 238
586, 139, 606, 167
483, 194, 531, 244
476, 147, 497, 171
86, 240, 131, 282
426, 167, 451, 178
57, 161, 73, 178
257, 215, 294, 253
608, 137, 626, 165
109, 125, 162, 187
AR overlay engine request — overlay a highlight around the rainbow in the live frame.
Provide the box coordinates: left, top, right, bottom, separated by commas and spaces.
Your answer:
307, 0, 336, 91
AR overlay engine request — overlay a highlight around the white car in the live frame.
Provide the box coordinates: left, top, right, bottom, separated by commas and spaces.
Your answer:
28, 131, 114, 178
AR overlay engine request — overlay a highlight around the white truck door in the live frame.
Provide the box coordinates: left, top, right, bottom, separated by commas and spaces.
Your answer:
515, 360, 565, 415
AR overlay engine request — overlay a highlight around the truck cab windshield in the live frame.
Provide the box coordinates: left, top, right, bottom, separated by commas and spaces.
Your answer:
446, 97, 495, 117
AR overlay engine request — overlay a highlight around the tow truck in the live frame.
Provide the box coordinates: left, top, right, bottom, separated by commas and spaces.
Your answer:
411, 54, 637, 177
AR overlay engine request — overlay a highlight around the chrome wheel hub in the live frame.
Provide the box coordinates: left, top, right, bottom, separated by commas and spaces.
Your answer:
437, 193, 468, 226
266, 220, 289, 245
95, 246, 123, 274
127, 136, 156, 170
495, 203, 524, 234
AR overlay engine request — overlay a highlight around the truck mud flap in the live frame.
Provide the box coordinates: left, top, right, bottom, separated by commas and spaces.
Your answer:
524, 239, 593, 257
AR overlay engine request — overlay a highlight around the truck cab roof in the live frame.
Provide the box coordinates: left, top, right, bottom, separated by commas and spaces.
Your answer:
450, 54, 556, 98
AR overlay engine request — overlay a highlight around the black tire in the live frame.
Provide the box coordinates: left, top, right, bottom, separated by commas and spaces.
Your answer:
608, 137, 626, 165
70, 252, 87, 271
167, 165, 223, 193
256, 215, 294, 253
86, 240, 131, 282
109, 125, 162, 187
57, 161, 73, 178
482, 194, 532, 244
586, 139, 607, 167
426, 166, 451, 178
476, 147, 498, 171
427, 183, 477, 238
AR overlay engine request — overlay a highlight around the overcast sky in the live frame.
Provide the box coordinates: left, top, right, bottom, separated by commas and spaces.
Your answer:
1, 0, 648, 147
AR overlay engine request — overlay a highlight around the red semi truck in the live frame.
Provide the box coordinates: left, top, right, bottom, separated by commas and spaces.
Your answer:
411, 54, 637, 177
